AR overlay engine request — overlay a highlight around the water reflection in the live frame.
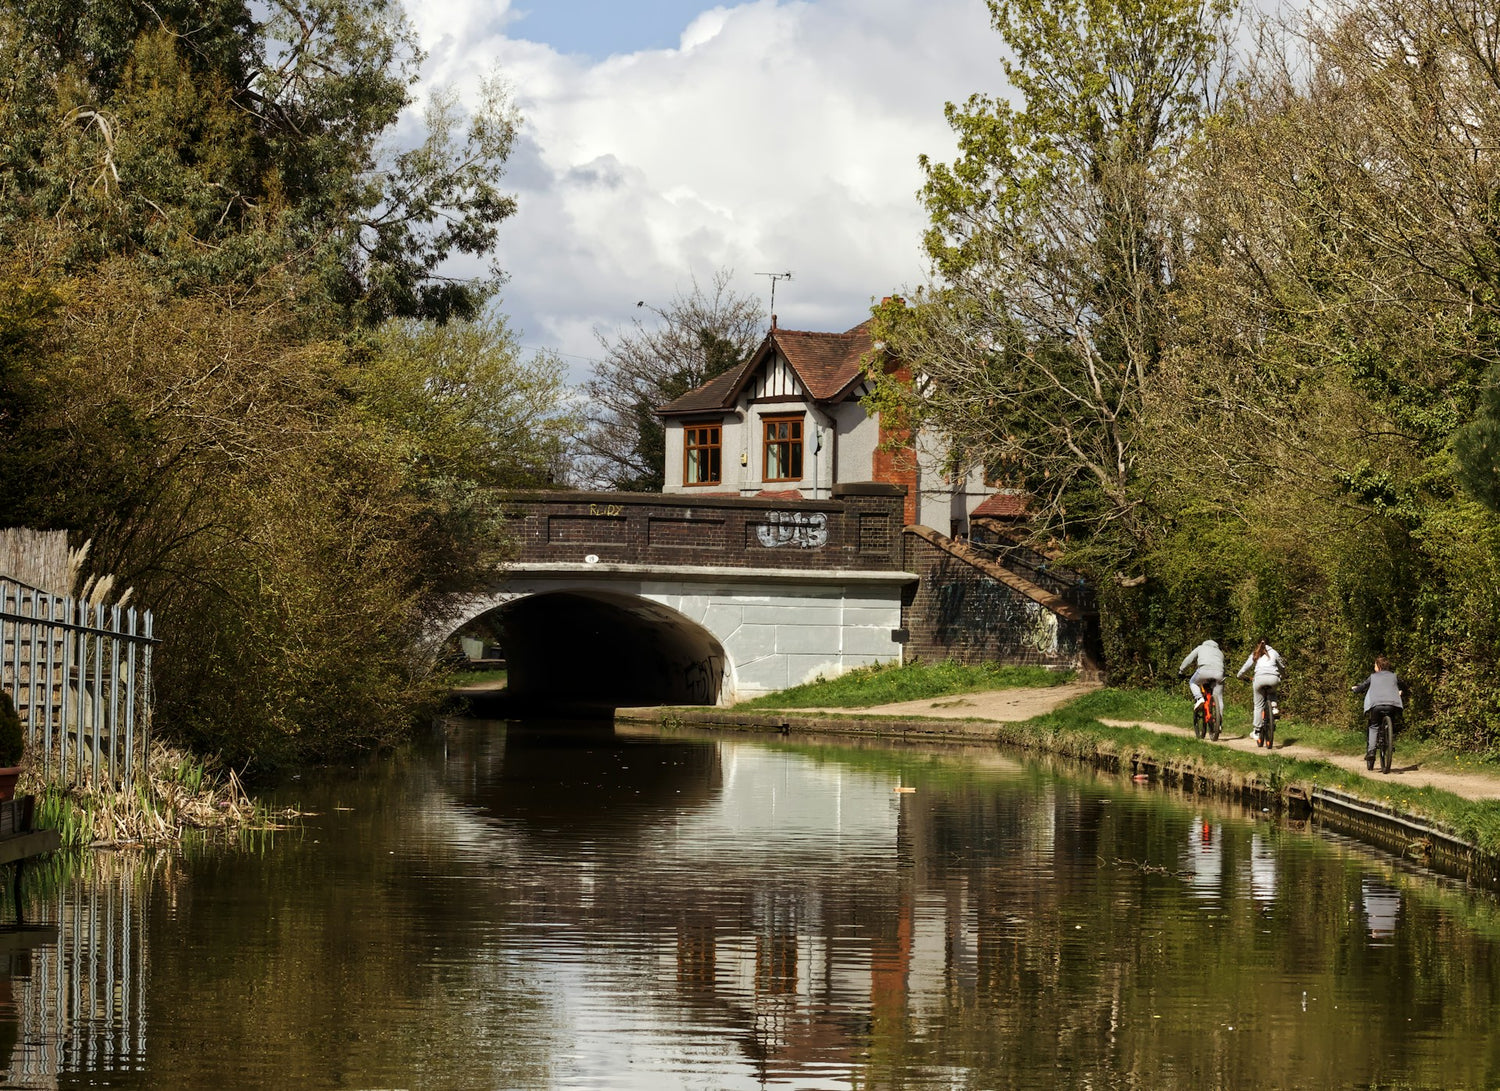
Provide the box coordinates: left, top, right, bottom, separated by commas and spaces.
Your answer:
1362, 877, 1402, 943
1248, 832, 1278, 906
447, 719, 722, 838
1184, 815, 1224, 902
0, 722, 1497, 1088
0, 857, 150, 1086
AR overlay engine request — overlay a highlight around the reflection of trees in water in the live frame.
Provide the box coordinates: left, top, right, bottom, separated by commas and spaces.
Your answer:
5, 722, 1496, 1088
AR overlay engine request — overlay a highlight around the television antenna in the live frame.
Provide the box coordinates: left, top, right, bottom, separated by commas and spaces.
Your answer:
755, 271, 793, 323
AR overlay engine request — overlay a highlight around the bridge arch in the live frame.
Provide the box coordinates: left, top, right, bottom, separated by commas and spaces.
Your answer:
456, 588, 733, 710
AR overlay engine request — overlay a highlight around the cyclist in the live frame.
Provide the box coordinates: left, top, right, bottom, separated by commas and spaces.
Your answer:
1351, 654, 1407, 771
1236, 638, 1285, 745
1178, 638, 1226, 725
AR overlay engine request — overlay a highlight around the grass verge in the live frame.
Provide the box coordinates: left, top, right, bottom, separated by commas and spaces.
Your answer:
1003, 701, 1500, 855
452, 668, 507, 687
735, 660, 1073, 710
654, 674, 1500, 857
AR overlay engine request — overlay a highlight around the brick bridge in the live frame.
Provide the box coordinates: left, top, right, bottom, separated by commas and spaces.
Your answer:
442, 486, 1096, 710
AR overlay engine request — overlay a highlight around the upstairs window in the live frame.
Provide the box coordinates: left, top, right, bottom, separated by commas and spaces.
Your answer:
683, 423, 722, 485
763, 416, 804, 481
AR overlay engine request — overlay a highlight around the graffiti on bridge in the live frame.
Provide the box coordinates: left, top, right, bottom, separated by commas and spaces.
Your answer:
755, 511, 828, 549
682, 653, 724, 704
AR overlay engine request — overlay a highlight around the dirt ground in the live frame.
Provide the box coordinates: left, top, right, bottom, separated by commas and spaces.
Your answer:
802, 683, 1500, 802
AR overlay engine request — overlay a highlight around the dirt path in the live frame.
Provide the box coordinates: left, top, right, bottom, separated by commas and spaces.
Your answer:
795, 681, 1105, 724
1095, 717, 1500, 801
795, 683, 1500, 802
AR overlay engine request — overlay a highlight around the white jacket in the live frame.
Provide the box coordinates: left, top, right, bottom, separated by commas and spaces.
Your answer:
1237, 646, 1284, 686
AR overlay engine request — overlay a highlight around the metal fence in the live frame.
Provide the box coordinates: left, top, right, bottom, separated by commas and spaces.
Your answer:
0, 579, 156, 787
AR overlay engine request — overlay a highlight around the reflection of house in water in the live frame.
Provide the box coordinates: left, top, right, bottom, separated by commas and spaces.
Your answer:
1247, 833, 1278, 905
445, 723, 1315, 1086
1362, 878, 1401, 940
1, 863, 150, 1084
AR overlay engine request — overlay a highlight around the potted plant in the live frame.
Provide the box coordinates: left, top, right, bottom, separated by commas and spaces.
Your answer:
0, 690, 23, 803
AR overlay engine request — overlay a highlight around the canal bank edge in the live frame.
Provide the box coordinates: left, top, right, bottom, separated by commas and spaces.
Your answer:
616, 705, 1500, 889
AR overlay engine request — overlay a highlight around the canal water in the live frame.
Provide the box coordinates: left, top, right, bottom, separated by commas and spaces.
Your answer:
1, 717, 1499, 1089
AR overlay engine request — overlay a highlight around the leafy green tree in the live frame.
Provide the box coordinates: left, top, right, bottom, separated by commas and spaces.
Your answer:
579, 270, 764, 491
0, 0, 517, 323
1128, 0, 1500, 734
0, 0, 564, 766
869, 0, 1235, 552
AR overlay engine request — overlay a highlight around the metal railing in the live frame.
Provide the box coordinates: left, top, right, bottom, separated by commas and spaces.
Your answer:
0, 579, 156, 787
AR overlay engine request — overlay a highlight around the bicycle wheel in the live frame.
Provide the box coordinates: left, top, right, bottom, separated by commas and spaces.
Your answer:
1262, 704, 1275, 749
1379, 713, 1394, 774
1193, 703, 1206, 740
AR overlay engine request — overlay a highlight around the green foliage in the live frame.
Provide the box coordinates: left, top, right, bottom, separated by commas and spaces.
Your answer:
1455, 370, 1500, 512
0, 2, 568, 768
0, 0, 517, 323
737, 660, 1072, 710
881, 0, 1236, 546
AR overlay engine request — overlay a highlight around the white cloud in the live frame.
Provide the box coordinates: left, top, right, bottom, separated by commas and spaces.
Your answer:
407, 0, 1002, 380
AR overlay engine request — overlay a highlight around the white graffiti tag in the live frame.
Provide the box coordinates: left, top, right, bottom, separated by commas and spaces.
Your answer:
756, 511, 829, 549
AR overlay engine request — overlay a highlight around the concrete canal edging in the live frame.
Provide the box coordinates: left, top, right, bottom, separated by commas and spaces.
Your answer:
617, 704, 1500, 888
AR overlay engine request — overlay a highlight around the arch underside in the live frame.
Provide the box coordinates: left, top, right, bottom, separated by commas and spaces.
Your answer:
494, 589, 728, 710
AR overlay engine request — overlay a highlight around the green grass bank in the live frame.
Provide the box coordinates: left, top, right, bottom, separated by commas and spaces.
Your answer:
623, 662, 1500, 873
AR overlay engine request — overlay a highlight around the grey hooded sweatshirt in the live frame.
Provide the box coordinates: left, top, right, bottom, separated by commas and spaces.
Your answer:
1352, 669, 1403, 711
1179, 640, 1225, 680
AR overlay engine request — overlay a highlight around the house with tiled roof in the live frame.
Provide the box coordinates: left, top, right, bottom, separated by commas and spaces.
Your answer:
656, 317, 999, 534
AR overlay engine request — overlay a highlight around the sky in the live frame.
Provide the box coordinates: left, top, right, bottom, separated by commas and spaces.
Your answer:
400, 0, 1005, 382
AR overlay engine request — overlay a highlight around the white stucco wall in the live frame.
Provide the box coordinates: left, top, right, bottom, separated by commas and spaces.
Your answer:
452, 565, 911, 703
831, 402, 877, 483
661, 393, 993, 522
913, 427, 996, 535
661, 414, 746, 494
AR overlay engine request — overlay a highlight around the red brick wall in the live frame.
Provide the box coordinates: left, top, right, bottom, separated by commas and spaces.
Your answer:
871, 364, 919, 526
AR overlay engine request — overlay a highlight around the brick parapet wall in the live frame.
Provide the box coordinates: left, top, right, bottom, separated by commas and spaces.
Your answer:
501, 486, 907, 572
901, 530, 1089, 668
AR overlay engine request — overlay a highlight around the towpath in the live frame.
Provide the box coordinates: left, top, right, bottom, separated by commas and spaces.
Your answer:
793, 684, 1500, 802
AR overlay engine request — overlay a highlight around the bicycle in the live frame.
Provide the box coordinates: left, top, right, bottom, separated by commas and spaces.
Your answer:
1192, 679, 1222, 742
1367, 707, 1396, 774
1256, 687, 1279, 749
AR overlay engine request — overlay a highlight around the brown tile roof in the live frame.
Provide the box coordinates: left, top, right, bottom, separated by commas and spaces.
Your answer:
755, 488, 804, 500
653, 356, 760, 416
656, 319, 877, 416
972, 491, 1031, 518
770, 318, 875, 401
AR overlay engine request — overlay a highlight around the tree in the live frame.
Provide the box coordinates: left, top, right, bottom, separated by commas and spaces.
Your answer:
0, 0, 556, 766
578, 270, 765, 491
0, 0, 518, 324
867, 0, 1235, 553
1128, 0, 1500, 732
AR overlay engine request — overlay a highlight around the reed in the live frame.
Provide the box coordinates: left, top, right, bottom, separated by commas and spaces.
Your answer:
24, 743, 279, 848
